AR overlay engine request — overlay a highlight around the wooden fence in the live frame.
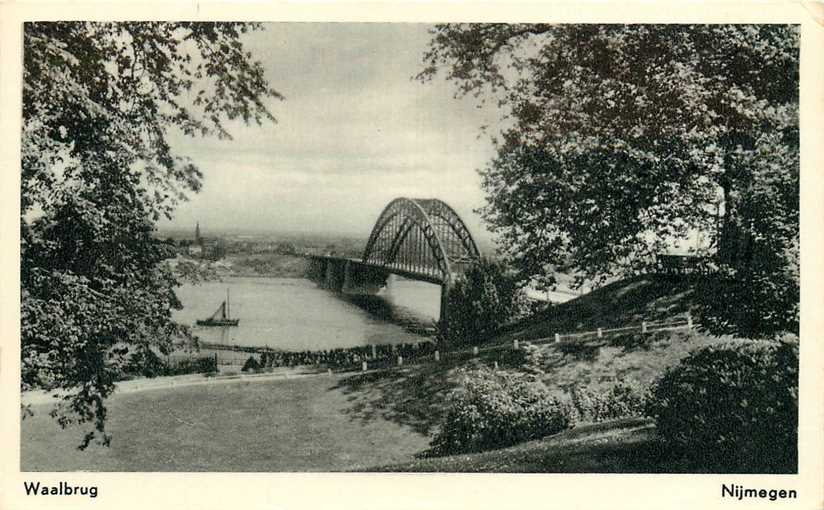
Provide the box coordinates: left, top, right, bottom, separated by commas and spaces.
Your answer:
515, 314, 693, 348
166, 315, 694, 373
655, 255, 713, 275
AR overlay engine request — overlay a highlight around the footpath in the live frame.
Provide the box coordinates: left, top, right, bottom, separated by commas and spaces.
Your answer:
20, 366, 335, 406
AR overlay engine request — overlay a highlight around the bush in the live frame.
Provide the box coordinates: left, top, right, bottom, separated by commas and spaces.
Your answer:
121, 350, 217, 379
520, 343, 549, 376
123, 348, 167, 378
242, 355, 261, 372
429, 367, 572, 456
167, 355, 217, 376
645, 337, 798, 473
568, 382, 648, 423
438, 258, 527, 346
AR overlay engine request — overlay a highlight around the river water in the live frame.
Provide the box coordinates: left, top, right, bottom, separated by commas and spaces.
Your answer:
173, 276, 441, 351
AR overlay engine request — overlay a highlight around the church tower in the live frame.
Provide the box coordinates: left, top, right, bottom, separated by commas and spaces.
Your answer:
195, 221, 201, 243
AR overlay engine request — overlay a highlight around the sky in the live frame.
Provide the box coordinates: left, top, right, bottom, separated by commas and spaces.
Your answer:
159, 23, 500, 246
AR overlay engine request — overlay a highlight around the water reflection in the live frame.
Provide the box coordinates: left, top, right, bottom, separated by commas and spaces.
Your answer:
342, 294, 436, 336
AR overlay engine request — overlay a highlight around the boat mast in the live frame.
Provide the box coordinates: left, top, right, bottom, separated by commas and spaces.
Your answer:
226, 288, 230, 319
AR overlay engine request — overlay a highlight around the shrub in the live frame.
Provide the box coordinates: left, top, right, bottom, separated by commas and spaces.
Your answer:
519, 343, 549, 376
122, 348, 167, 378
568, 382, 648, 423
437, 258, 527, 346
241, 355, 260, 372
120, 350, 217, 379
645, 337, 798, 473
167, 355, 217, 376
429, 367, 572, 456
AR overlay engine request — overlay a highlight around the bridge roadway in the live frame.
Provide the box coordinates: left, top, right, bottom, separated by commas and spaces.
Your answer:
304, 253, 451, 328
307, 254, 444, 286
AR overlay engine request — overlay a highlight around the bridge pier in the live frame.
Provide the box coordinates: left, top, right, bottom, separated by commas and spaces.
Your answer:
439, 279, 451, 335
323, 259, 346, 292
342, 261, 389, 295
306, 256, 327, 282
307, 256, 388, 295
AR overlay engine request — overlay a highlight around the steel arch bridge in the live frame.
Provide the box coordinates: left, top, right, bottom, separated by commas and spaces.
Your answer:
361, 198, 481, 285
305, 197, 482, 325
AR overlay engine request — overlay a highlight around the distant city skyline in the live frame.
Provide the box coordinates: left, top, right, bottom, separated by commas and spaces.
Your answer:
157, 220, 501, 256
157, 23, 499, 246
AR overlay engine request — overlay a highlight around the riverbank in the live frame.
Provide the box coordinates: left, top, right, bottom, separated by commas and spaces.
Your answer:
168, 253, 311, 279
222, 253, 310, 278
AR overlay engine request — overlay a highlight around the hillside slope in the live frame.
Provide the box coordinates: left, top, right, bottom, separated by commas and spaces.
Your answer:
488, 274, 717, 393
504, 274, 697, 340
333, 275, 720, 444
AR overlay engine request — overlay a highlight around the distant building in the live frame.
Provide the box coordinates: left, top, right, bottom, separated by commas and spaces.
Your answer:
187, 221, 227, 260
188, 221, 205, 257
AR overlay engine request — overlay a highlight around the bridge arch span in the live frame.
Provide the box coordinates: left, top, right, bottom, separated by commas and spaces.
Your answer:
361, 197, 481, 284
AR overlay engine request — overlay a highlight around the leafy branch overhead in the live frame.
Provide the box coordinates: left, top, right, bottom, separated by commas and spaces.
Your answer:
23, 22, 281, 221
421, 24, 799, 337
21, 22, 280, 448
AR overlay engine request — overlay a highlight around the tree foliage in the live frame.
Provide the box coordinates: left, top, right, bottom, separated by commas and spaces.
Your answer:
21, 22, 279, 447
439, 258, 525, 345
419, 24, 799, 337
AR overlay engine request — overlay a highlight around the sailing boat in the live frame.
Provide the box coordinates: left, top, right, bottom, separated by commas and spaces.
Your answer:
196, 289, 239, 327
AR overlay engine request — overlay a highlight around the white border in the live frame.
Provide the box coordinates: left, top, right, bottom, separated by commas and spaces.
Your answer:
1, 3, 822, 509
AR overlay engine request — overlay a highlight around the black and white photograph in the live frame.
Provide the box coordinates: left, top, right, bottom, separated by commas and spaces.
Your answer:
2, 3, 823, 509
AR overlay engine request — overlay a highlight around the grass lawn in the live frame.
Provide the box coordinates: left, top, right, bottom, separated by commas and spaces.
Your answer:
21, 374, 429, 472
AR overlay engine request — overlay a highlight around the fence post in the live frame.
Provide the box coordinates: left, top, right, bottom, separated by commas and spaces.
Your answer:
493, 361, 499, 370
327, 368, 332, 376
397, 355, 403, 366
472, 346, 479, 356
434, 350, 440, 362
555, 333, 560, 343
513, 339, 519, 350
641, 321, 647, 334
371, 344, 377, 359
687, 314, 693, 329
362, 361, 367, 372
597, 328, 603, 338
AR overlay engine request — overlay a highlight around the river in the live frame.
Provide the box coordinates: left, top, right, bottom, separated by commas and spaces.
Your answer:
173, 275, 441, 351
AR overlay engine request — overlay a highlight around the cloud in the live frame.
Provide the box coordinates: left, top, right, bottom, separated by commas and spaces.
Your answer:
160, 23, 499, 245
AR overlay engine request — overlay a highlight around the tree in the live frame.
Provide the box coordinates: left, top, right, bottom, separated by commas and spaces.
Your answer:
439, 259, 525, 345
419, 24, 799, 337
21, 22, 280, 447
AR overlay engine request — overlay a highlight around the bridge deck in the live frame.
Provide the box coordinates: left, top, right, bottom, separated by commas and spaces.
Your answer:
306, 254, 444, 285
